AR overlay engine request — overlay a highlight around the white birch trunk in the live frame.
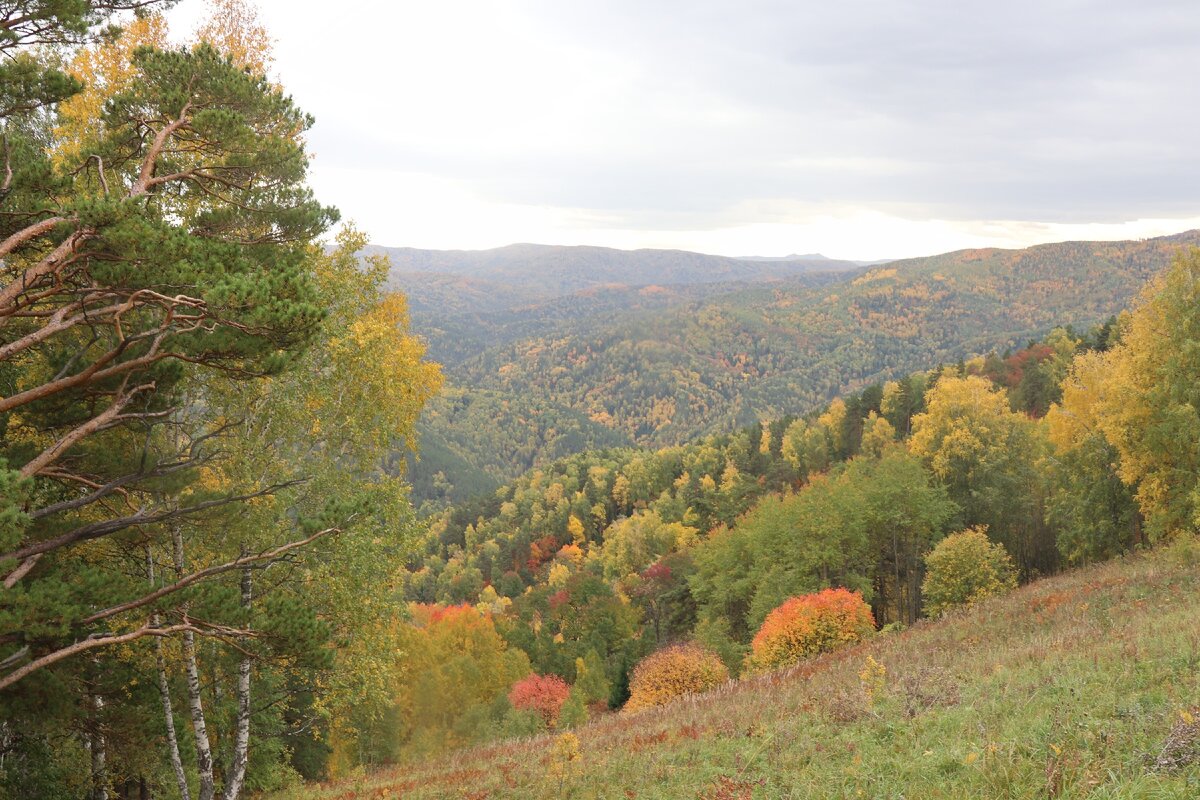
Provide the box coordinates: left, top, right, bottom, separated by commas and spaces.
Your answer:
221, 567, 253, 800
174, 527, 216, 800
90, 692, 107, 800
148, 547, 192, 800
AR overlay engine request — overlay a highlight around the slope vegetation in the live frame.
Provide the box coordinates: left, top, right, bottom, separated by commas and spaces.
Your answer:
406, 231, 1200, 507
279, 547, 1200, 799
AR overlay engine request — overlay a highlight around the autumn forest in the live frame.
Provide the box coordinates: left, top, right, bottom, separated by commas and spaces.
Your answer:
2, 2, 1199, 799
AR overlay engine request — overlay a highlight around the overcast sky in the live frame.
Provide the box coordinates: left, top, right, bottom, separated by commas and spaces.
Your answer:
170, 0, 1200, 259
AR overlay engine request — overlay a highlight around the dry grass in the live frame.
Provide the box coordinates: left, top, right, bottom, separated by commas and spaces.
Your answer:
278, 550, 1200, 799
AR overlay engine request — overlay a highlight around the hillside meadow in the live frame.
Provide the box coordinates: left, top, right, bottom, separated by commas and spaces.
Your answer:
278, 543, 1200, 799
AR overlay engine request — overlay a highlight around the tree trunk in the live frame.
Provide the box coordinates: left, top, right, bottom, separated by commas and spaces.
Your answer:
175, 527, 216, 800
149, 547, 192, 800
222, 568, 253, 800
90, 692, 108, 800
156, 636, 193, 800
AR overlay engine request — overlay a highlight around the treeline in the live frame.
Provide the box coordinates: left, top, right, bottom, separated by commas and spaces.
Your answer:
368, 255, 1200, 759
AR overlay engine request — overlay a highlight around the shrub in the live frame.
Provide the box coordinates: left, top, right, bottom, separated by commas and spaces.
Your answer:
747, 588, 875, 672
921, 526, 1018, 617
624, 643, 729, 712
508, 673, 571, 726
557, 688, 589, 729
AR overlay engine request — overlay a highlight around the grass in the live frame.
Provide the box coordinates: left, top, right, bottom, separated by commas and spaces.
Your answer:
280, 546, 1200, 799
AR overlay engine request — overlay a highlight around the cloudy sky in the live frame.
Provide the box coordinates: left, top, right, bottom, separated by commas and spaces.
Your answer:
171, 0, 1200, 259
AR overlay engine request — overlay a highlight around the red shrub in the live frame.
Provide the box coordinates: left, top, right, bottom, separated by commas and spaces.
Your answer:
508, 673, 570, 726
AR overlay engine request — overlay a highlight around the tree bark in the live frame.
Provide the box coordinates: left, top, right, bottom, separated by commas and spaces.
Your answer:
221, 567, 253, 800
90, 691, 108, 800
175, 527, 216, 800
148, 548, 191, 800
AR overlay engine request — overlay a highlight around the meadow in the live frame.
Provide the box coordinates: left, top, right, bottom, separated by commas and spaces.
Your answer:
279, 542, 1200, 799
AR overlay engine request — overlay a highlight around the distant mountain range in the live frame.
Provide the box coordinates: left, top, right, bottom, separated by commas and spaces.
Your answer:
378, 231, 1200, 511
370, 243, 866, 315
736, 253, 892, 266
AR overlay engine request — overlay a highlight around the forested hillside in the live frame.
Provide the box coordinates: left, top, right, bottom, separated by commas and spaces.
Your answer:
7, 3, 1200, 800
304, 247, 1200, 778
378, 242, 866, 312
408, 231, 1200, 509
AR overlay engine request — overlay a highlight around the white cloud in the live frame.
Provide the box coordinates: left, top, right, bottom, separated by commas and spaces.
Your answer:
170, 0, 1200, 259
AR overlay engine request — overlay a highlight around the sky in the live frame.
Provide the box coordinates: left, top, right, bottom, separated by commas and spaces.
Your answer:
169, 0, 1200, 260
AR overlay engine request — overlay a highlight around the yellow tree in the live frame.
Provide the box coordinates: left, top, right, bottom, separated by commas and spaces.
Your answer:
54, 13, 170, 163
1042, 351, 1141, 563
859, 411, 897, 458
195, 0, 274, 76
1089, 249, 1200, 538
909, 376, 1052, 575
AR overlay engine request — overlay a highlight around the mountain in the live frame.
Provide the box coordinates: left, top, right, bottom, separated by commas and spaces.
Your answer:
374, 242, 864, 283
393, 230, 1200, 510
737, 252, 891, 266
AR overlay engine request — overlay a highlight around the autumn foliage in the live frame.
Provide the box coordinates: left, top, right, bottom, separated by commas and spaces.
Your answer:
624, 643, 729, 712
921, 527, 1018, 617
508, 673, 571, 726
747, 588, 875, 672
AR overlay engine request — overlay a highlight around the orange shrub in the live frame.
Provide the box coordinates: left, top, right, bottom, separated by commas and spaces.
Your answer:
508, 673, 571, 726
747, 588, 875, 672
624, 643, 729, 712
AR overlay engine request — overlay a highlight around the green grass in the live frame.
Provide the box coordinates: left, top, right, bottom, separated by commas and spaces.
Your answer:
283, 548, 1200, 799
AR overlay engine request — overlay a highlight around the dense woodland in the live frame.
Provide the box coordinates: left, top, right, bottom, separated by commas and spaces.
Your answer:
2, 3, 1200, 799
406, 232, 1199, 511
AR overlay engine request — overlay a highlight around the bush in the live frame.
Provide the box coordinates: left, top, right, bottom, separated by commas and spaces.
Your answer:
747, 588, 875, 672
508, 673, 571, 726
624, 643, 729, 712
922, 526, 1017, 617
557, 687, 589, 729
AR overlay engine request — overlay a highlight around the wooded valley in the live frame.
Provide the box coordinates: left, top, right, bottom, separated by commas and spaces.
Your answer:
1, 3, 1198, 799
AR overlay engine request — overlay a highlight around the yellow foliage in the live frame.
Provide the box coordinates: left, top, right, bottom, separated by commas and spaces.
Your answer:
547, 732, 582, 783
1082, 250, 1200, 537
860, 411, 896, 458
624, 643, 728, 713
818, 397, 848, 454
567, 515, 587, 545
54, 14, 169, 165
922, 527, 1017, 617
194, 0, 274, 76
547, 562, 571, 589
908, 376, 1021, 482
1044, 349, 1113, 457
859, 655, 887, 711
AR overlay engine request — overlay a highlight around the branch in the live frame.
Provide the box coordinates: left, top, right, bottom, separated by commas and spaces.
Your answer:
19, 381, 156, 479
0, 215, 69, 262
132, 106, 190, 196
87, 154, 110, 196
0, 619, 253, 693
1, 481, 305, 588
81, 527, 339, 626
0, 320, 169, 413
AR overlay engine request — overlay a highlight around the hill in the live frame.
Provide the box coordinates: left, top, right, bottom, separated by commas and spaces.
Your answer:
404, 231, 1200, 508
375, 242, 864, 309
275, 546, 1200, 799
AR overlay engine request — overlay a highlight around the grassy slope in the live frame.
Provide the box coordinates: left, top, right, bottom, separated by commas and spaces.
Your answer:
283, 548, 1200, 799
